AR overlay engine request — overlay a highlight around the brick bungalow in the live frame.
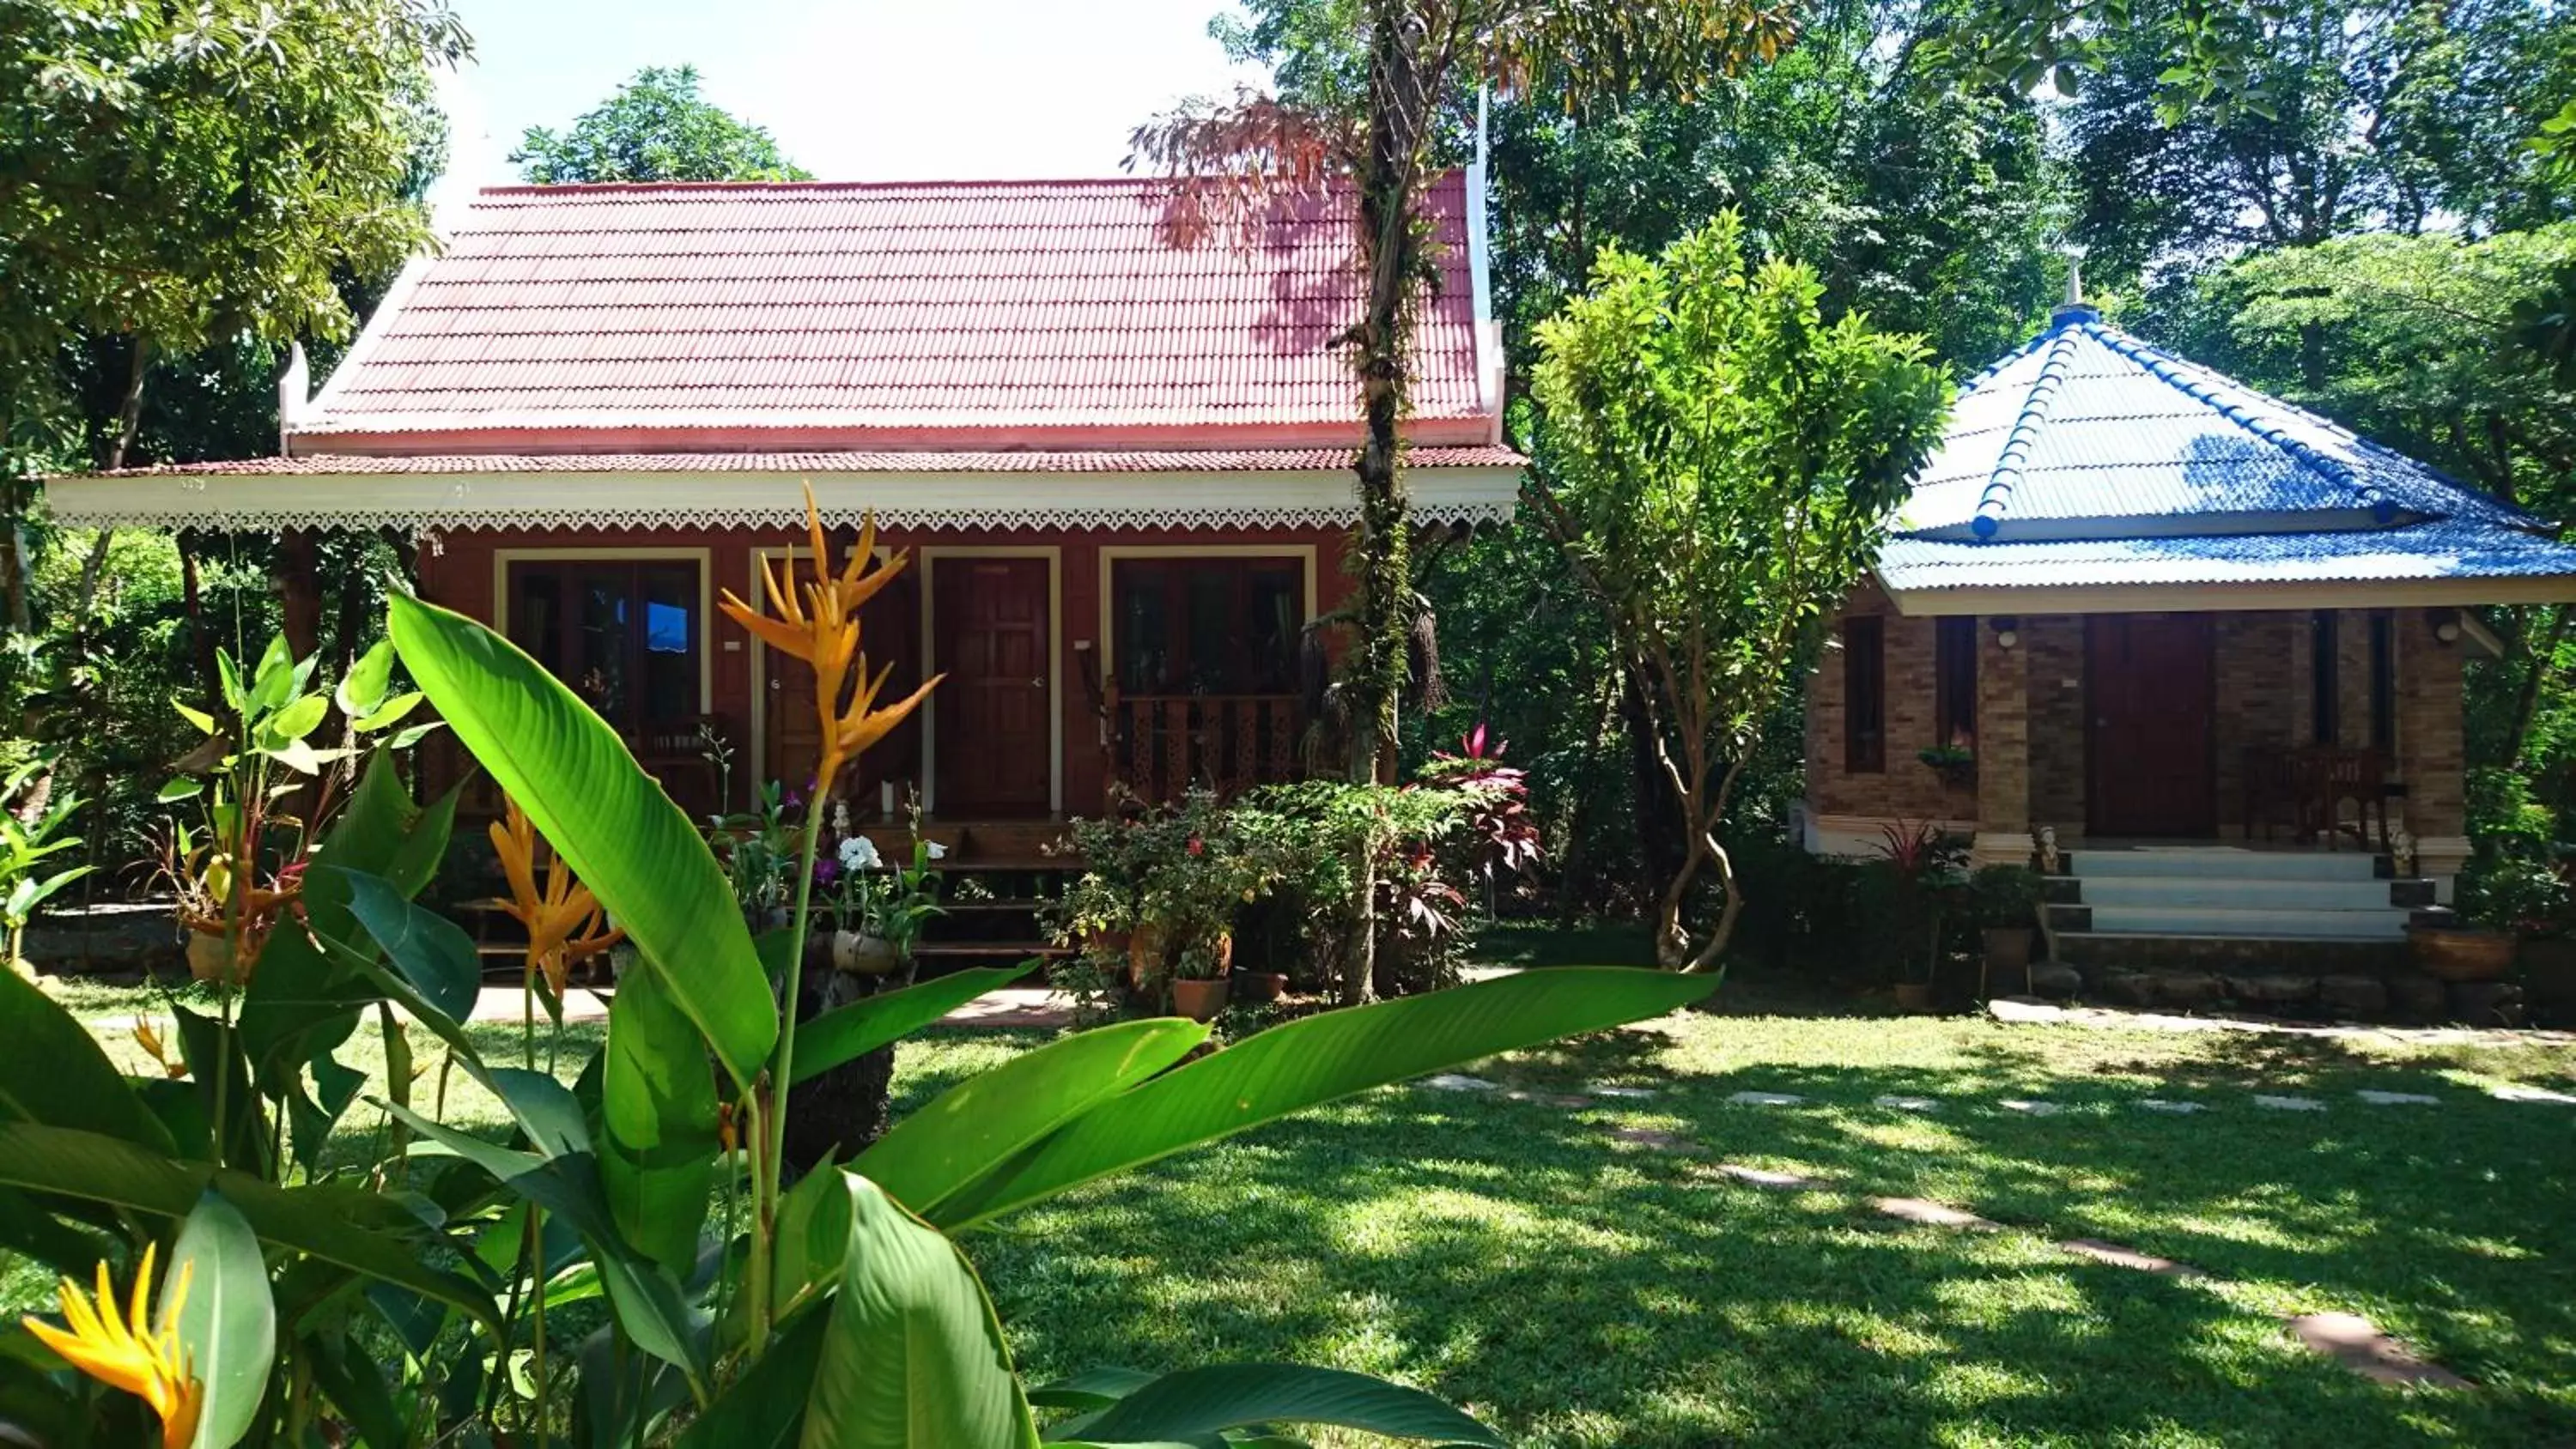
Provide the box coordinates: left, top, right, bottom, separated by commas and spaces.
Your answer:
1803, 299, 2576, 949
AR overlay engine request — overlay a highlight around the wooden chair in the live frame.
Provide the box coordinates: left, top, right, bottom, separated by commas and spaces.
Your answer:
2293, 746, 2395, 852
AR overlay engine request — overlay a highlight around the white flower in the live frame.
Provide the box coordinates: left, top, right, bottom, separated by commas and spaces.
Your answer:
839, 836, 883, 871
924, 840, 948, 860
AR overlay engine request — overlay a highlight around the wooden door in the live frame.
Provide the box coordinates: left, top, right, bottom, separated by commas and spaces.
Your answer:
934, 557, 1051, 815
762, 562, 920, 807
2087, 614, 2216, 837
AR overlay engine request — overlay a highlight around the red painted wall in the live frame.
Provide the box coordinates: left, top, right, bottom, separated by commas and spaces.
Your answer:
418, 523, 1355, 819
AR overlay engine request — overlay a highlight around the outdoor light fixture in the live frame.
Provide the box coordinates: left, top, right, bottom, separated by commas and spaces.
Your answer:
2427, 609, 2462, 645
1991, 616, 2020, 650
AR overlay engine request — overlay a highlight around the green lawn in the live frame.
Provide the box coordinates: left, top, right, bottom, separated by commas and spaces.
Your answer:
19, 968, 2576, 1446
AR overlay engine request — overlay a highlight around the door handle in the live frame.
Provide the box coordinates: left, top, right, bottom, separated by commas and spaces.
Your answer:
1031, 677, 1046, 689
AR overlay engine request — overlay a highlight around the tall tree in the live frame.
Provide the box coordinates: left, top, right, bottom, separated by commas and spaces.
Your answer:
513, 65, 812, 184
1133, 0, 1795, 999
1528, 215, 1950, 968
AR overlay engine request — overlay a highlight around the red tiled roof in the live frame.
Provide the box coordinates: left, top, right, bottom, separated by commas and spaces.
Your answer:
301, 175, 1492, 452
96, 446, 1525, 478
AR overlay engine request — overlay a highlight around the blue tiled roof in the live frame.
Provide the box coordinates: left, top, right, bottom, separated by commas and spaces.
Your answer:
1882, 307, 2576, 594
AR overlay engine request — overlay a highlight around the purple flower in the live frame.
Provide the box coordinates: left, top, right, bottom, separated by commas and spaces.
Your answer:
812, 855, 841, 888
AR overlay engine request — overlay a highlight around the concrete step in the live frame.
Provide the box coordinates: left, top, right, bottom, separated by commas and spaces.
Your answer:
2077, 877, 2409, 912
2068, 849, 2385, 882
2081, 904, 2409, 940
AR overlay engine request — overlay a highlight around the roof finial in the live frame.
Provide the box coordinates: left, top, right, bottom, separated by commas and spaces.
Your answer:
2051, 245, 2098, 329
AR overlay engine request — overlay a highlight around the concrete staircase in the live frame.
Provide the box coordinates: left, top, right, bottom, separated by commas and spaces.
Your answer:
2047, 847, 2435, 972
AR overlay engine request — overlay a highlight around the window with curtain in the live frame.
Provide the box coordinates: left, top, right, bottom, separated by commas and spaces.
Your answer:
1844, 615, 1885, 773
1113, 558, 1303, 695
507, 559, 702, 733
1934, 616, 1978, 750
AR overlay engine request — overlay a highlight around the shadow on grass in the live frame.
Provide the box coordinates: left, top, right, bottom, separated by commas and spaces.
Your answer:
892, 1021, 2576, 1448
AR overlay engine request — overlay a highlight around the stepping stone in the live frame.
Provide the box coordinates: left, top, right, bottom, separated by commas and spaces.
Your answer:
2058, 1238, 2208, 1279
1608, 1126, 1704, 1153
2254, 1094, 2326, 1112
1871, 1197, 2001, 1231
2491, 1084, 2576, 1106
1987, 997, 2067, 1024
2137, 1099, 2207, 1114
1589, 1084, 1658, 1099
2286, 1313, 2470, 1389
1874, 1094, 1941, 1113
1504, 1089, 1594, 1108
1420, 1074, 1498, 1092
1999, 1099, 2064, 1116
1716, 1163, 1821, 1190
1727, 1091, 1806, 1106
2355, 1090, 2439, 1106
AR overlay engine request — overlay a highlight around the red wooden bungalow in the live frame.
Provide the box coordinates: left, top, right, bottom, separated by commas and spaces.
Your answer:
51, 173, 1521, 847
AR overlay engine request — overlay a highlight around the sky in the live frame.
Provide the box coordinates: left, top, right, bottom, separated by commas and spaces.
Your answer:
426, 0, 1271, 227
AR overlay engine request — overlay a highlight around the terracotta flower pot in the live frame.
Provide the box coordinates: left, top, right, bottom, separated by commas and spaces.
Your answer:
2409, 925, 2518, 983
1171, 975, 1230, 1022
1893, 981, 1935, 1015
1235, 969, 1288, 1004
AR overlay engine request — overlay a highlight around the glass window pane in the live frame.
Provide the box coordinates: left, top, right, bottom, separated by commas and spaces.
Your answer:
641, 568, 697, 723
577, 574, 629, 724
1116, 563, 1168, 692
1247, 569, 1299, 694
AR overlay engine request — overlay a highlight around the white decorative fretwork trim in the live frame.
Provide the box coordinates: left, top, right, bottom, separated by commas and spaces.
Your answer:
46, 468, 1522, 534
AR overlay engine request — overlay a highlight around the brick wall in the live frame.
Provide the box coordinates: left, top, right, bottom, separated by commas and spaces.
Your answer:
1805, 579, 1970, 822
1807, 597, 2472, 850
2024, 615, 2086, 834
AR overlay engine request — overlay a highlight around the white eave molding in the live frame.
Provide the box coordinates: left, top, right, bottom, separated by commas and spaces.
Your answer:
44, 465, 1526, 534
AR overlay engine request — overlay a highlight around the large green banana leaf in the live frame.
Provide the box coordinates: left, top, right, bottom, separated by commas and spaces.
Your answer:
0, 1122, 492, 1327
929, 966, 1716, 1230
388, 591, 776, 1086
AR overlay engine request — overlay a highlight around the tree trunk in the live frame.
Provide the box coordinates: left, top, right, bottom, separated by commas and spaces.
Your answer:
1334, 1, 1437, 1008
2507, 603, 2569, 769
276, 528, 322, 659
179, 533, 217, 712
783, 942, 917, 1174
1623, 669, 1686, 933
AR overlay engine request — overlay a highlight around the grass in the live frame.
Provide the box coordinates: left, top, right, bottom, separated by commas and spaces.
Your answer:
18, 967, 2576, 1446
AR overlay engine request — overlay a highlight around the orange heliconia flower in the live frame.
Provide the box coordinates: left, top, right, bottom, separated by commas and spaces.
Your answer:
719, 487, 940, 791
489, 797, 624, 997
21, 1243, 204, 1449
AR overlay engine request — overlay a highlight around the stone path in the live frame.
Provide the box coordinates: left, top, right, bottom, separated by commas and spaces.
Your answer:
2287, 1313, 2472, 1389
1582, 1089, 2477, 1391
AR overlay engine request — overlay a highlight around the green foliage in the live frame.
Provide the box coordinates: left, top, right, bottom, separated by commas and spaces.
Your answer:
1529, 214, 1952, 967
0, 0, 468, 385
1, 589, 1718, 1445
513, 65, 812, 183
0, 757, 89, 967
2062, 0, 2576, 284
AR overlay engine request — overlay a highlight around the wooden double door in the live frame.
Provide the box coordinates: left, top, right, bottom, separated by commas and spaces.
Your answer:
2087, 614, 2216, 838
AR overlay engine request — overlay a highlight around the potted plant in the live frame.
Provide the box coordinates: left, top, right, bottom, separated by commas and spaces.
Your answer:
1917, 741, 1976, 792
2411, 850, 2556, 983
1970, 864, 2043, 993
1874, 821, 1966, 1013
1170, 937, 1232, 1021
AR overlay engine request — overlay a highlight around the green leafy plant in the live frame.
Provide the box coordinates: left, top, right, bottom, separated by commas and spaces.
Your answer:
0, 756, 90, 975
1968, 864, 2042, 931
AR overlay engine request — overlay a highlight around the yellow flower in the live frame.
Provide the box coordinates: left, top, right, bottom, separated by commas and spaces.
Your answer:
132, 1018, 185, 1080
20, 1243, 203, 1449
489, 798, 625, 997
719, 486, 941, 792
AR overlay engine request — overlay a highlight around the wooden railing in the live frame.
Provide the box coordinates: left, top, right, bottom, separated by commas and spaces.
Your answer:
1112, 694, 1303, 803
